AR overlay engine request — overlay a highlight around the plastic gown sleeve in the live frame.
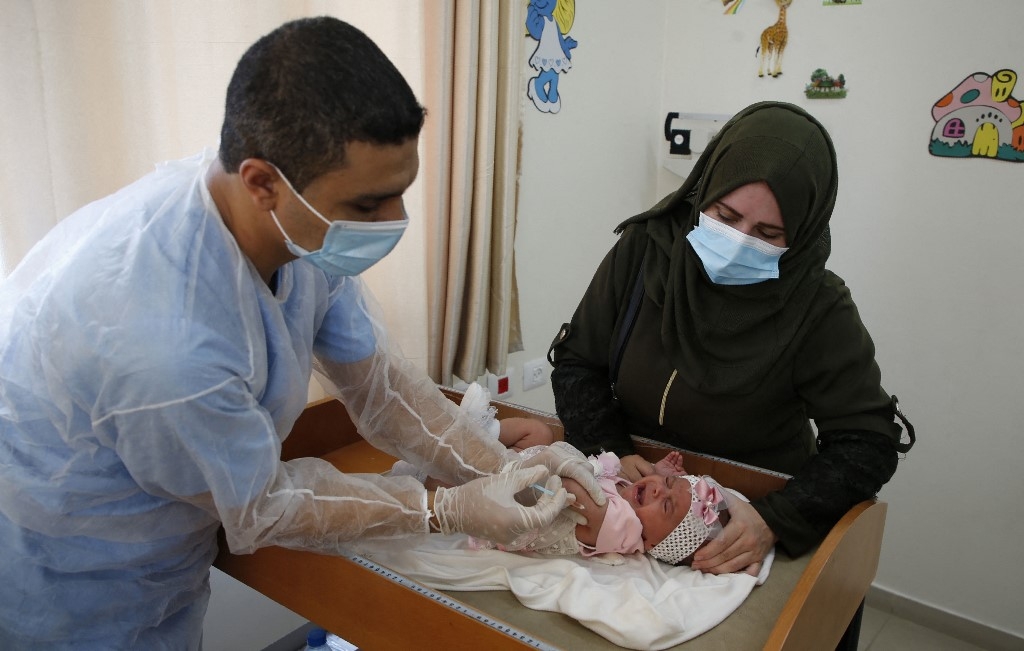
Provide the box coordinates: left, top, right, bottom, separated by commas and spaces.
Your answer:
245, 459, 432, 551
94, 368, 439, 555
312, 280, 512, 488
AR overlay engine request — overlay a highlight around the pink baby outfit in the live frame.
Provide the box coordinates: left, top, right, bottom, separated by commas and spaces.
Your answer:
578, 452, 644, 556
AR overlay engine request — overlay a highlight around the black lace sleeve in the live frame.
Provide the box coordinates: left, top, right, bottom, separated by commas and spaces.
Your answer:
551, 361, 635, 457
752, 428, 899, 556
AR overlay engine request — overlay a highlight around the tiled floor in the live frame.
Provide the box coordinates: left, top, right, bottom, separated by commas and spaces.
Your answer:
859, 606, 991, 651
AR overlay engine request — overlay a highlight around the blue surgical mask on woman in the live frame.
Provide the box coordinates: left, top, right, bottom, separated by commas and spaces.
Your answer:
686, 212, 788, 285
268, 164, 409, 277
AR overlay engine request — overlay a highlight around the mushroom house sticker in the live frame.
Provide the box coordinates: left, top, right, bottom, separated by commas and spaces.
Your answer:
930, 69, 1024, 162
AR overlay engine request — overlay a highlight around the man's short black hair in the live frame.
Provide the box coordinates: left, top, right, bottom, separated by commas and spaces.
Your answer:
219, 16, 426, 190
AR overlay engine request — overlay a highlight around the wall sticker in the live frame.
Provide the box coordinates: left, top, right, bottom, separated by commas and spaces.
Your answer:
722, 0, 747, 14
757, 0, 792, 78
526, 0, 576, 114
805, 68, 847, 99
930, 69, 1024, 163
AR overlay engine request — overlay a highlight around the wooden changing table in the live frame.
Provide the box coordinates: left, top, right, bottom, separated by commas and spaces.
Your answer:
214, 390, 886, 650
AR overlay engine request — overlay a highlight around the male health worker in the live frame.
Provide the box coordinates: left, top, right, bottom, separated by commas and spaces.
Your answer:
0, 17, 602, 648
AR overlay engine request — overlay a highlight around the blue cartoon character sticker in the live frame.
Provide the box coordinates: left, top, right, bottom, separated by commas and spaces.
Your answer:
930, 69, 1024, 162
526, 0, 576, 114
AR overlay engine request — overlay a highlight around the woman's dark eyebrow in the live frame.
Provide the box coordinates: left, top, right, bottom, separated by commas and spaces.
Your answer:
715, 200, 783, 232
712, 201, 740, 217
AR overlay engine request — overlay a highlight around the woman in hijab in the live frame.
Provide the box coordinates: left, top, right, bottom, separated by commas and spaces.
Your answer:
549, 102, 914, 576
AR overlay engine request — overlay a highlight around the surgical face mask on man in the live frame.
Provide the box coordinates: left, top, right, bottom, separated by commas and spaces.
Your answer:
268, 164, 409, 277
686, 212, 788, 285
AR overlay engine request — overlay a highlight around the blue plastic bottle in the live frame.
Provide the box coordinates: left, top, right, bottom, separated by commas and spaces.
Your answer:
305, 627, 329, 650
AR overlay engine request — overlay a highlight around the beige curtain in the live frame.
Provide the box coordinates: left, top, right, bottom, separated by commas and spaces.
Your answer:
420, 0, 524, 386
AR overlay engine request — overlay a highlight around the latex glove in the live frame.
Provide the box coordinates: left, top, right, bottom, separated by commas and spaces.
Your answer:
433, 466, 573, 545
690, 495, 777, 575
617, 454, 655, 482
504, 441, 607, 507
499, 508, 584, 553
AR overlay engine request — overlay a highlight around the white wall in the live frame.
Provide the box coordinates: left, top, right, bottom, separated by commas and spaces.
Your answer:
510, 0, 1024, 640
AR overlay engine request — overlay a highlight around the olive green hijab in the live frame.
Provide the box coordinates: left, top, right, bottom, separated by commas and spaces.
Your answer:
617, 102, 838, 394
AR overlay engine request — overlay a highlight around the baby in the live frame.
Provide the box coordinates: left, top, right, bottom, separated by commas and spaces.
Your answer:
394, 383, 730, 565
499, 443, 730, 565
555, 447, 730, 565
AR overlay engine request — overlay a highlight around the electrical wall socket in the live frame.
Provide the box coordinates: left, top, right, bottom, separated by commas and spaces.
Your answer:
522, 358, 548, 391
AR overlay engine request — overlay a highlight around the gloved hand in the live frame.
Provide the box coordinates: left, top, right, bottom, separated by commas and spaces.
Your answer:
500, 508, 584, 553
433, 466, 572, 545
503, 441, 607, 507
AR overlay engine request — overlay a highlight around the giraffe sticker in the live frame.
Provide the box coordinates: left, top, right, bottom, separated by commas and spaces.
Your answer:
757, 0, 792, 78
930, 69, 1024, 163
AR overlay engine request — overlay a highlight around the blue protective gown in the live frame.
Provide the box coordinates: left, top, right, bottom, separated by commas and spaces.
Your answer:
0, 151, 507, 648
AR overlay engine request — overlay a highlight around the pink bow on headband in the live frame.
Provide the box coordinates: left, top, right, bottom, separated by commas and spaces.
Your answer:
691, 478, 723, 526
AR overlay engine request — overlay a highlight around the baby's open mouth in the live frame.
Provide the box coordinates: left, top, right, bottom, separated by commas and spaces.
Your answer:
635, 484, 645, 505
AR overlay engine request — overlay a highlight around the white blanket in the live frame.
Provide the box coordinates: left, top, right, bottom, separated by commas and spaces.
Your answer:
364, 534, 773, 650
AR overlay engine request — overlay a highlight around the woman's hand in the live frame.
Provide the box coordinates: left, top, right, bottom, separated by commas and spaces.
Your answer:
690, 497, 777, 575
617, 454, 656, 482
